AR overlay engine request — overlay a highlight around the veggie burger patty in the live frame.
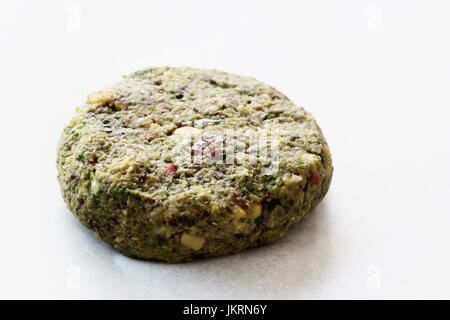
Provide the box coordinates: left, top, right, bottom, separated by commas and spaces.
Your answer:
57, 67, 333, 262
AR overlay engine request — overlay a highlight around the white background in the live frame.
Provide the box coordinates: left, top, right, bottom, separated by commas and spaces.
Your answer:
1, 0, 449, 299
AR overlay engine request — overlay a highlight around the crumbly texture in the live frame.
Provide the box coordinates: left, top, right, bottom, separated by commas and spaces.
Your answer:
57, 67, 333, 263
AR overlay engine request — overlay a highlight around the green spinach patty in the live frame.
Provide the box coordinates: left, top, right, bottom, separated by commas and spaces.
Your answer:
57, 67, 333, 262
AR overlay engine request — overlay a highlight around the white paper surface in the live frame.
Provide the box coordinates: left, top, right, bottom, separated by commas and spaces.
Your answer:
1, 0, 450, 299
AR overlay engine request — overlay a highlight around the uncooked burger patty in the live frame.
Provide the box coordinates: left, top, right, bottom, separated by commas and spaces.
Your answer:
57, 67, 333, 263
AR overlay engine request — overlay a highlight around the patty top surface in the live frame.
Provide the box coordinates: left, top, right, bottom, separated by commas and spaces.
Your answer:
58, 66, 331, 240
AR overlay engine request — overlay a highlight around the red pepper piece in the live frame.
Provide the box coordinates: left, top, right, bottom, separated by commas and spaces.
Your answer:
310, 173, 320, 186
166, 163, 178, 177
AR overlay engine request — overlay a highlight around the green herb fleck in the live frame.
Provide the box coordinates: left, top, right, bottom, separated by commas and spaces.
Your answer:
163, 156, 172, 163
